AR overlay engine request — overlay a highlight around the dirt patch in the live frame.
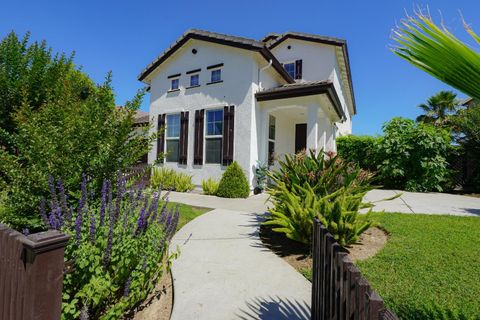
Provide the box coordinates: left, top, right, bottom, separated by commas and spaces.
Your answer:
259, 225, 388, 280
129, 270, 173, 320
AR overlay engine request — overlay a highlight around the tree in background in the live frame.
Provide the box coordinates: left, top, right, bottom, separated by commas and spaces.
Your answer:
392, 10, 480, 190
416, 91, 459, 128
0, 32, 152, 229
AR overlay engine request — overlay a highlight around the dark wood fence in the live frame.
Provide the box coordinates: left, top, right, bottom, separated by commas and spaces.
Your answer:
124, 163, 151, 189
311, 219, 397, 320
0, 224, 69, 320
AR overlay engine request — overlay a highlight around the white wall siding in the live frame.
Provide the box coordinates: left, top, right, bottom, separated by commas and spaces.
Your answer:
147, 40, 257, 186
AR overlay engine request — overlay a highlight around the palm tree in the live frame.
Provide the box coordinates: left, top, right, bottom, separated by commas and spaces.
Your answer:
391, 11, 480, 100
416, 91, 459, 126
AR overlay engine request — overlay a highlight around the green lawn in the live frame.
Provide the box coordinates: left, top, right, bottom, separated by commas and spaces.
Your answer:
357, 212, 480, 320
173, 203, 211, 230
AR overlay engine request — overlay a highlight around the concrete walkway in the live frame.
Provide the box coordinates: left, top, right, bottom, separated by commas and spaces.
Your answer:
169, 204, 310, 320
364, 189, 480, 217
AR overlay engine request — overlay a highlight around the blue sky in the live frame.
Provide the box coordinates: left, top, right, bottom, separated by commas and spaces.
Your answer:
1, 0, 478, 135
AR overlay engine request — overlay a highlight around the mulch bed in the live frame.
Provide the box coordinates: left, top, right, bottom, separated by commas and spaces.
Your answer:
259, 224, 388, 281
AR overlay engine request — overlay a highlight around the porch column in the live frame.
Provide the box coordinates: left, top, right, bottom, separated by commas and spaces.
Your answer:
317, 117, 330, 152
306, 105, 318, 153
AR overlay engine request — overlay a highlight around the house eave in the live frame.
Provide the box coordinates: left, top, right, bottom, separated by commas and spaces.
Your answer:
255, 82, 346, 120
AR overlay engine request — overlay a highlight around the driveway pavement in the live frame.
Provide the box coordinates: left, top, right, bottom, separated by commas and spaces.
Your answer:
364, 189, 480, 217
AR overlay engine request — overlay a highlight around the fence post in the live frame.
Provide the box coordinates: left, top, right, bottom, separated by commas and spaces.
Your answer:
0, 225, 69, 320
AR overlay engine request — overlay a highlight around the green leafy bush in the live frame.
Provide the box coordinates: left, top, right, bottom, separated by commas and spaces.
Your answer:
336, 135, 380, 171
0, 32, 151, 230
150, 167, 194, 192
266, 150, 375, 246
377, 117, 452, 192
202, 178, 219, 195
216, 161, 250, 198
43, 176, 178, 319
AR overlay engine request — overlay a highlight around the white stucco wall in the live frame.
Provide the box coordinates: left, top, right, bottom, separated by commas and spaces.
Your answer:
270, 39, 353, 135
147, 40, 259, 186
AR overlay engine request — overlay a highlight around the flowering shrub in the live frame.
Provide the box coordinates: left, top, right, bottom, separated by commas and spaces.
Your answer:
42, 174, 178, 319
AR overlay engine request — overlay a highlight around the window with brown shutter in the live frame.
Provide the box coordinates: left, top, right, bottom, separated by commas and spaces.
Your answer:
156, 114, 166, 163
193, 109, 205, 165
179, 111, 189, 165
222, 105, 235, 166
295, 60, 302, 80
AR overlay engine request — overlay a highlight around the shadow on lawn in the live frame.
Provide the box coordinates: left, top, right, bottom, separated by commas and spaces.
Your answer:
394, 303, 472, 320
236, 296, 310, 320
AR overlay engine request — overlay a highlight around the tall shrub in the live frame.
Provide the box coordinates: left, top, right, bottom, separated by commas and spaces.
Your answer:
0, 32, 152, 229
336, 135, 380, 171
43, 175, 179, 319
377, 117, 452, 192
216, 161, 250, 198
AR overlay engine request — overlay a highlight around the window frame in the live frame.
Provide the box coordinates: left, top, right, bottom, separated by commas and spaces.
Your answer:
268, 115, 276, 165
189, 73, 200, 88
209, 68, 222, 84
283, 61, 296, 79
165, 113, 181, 163
170, 77, 180, 91
204, 108, 224, 164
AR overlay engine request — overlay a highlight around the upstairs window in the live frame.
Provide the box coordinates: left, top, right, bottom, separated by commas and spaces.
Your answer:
283, 62, 295, 79
283, 60, 302, 80
211, 69, 222, 83
205, 109, 223, 164
170, 78, 179, 90
165, 114, 180, 162
190, 74, 200, 87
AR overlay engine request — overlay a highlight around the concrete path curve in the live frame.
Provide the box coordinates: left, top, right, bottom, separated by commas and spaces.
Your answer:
169, 207, 311, 320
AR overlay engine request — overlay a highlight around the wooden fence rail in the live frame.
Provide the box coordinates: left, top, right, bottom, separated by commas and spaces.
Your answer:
311, 219, 397, 320
0, 224, 69, 320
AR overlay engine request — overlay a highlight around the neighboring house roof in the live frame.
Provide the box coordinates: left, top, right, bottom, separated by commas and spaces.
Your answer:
267, 31, 356, 115
138, 29, 294, 84
134, 110, 149, 125
255, 80, 345, 120
261, 33, 281, 44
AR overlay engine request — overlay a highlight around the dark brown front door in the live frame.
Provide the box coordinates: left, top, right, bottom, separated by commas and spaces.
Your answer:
295, 123, 307, 153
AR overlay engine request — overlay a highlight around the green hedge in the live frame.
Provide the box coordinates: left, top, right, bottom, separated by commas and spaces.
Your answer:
337, 118, 452, 192
336, 135, 380, 171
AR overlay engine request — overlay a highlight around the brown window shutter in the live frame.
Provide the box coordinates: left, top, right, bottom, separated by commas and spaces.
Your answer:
156, 114, 165, 163
179, 112, 189, 165
194, 109, 204, 165
295, 60, 302, 79
222, 106, 235, 166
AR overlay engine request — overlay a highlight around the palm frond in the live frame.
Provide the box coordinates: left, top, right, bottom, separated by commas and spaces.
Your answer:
392, 12, 480, 100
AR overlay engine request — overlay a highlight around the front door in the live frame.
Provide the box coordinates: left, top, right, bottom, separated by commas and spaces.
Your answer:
295, 123, 307, 153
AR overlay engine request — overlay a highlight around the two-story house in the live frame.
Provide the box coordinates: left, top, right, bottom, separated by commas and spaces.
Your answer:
138, 29, 356, 188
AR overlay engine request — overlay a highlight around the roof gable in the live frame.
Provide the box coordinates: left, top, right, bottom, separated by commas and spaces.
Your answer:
268, 32, 356, 114
138, 29, 294, 84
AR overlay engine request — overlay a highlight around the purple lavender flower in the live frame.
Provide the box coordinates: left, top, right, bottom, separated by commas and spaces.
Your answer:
39, 197, 48, 226
75, 208, 83, 244
57, 179, 68, 215
78, 174, 88, 215
103, 221, 114, 268
89, 209, 96, 243
99, 180, 109, 227
146, 193, 159, 223
134, 204, 147, 236
48, 176, 59, 211
123, 276, 131, 297
158, 200, 169, 224
157, 236, 166, 253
